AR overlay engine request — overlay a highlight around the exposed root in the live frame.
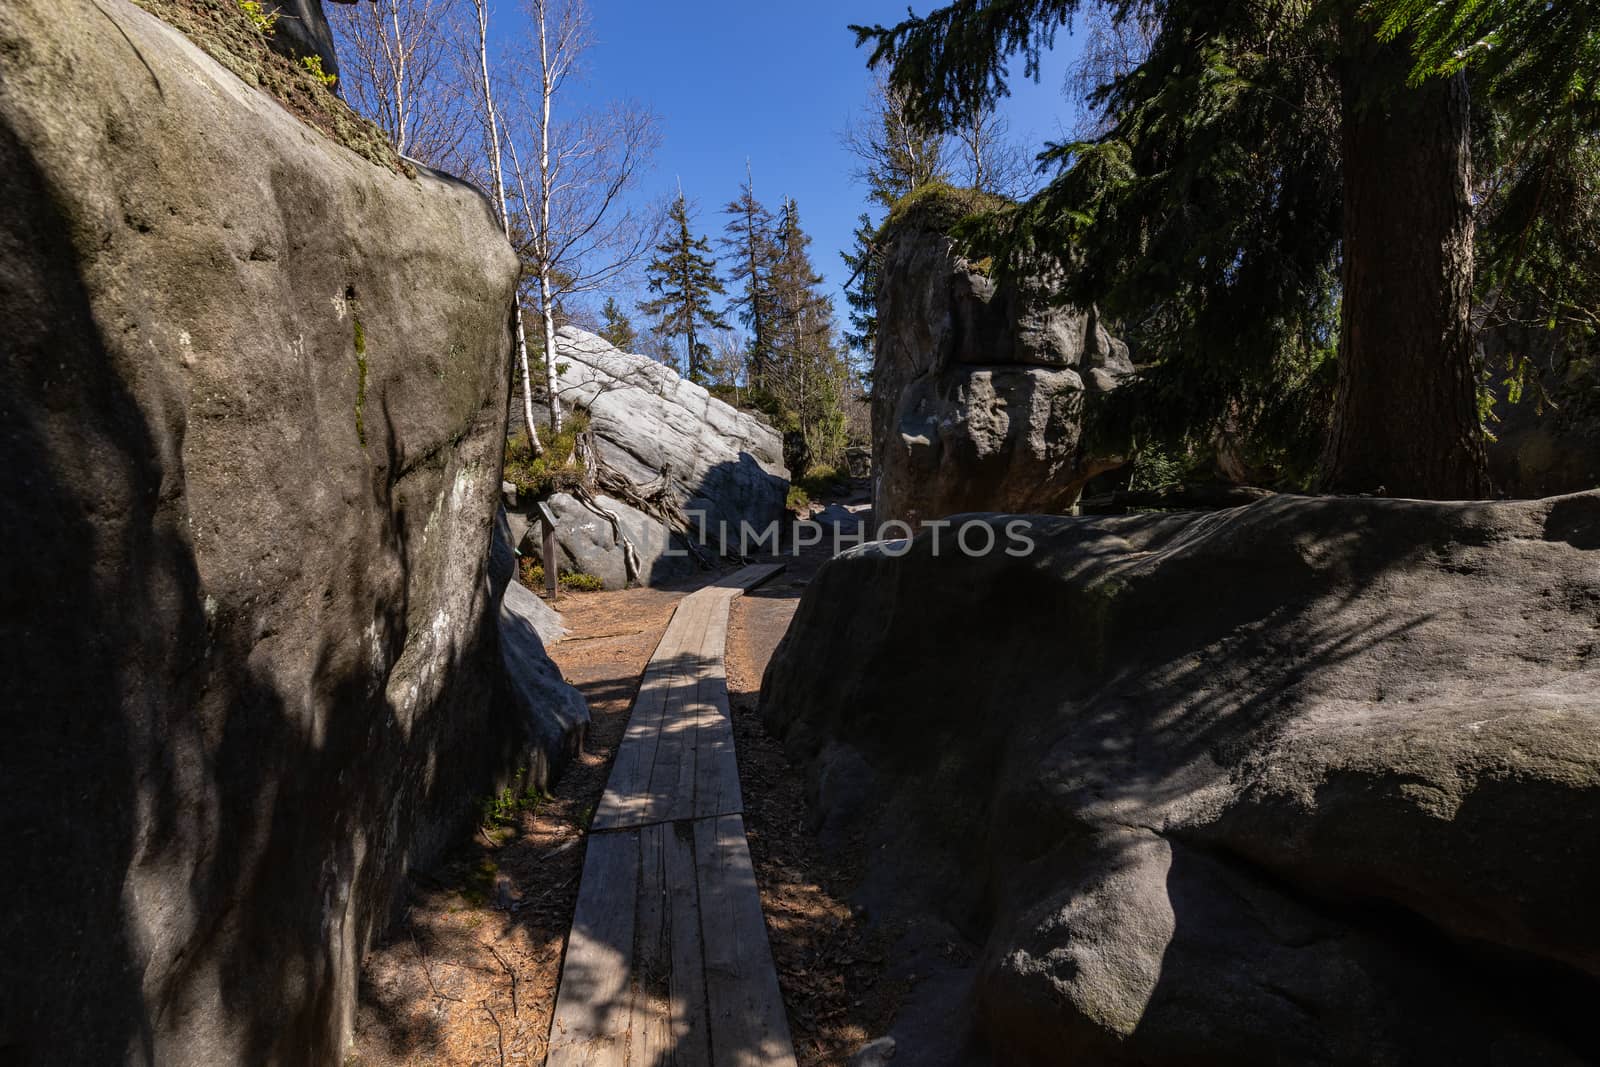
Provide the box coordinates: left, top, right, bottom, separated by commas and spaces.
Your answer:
571, 423, 714, 584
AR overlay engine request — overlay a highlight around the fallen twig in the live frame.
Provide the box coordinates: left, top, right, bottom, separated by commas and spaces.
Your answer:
482, 999, 506, 1066
410, 929, 463, 1004
482, 941, 520, 1018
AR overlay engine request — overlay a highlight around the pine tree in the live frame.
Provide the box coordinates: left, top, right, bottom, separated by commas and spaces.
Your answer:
638, 193, 729, 384
767, 199, 852, 468
840, 212, 880, 376
598, 296, 637, 352
719, 165, 782, 390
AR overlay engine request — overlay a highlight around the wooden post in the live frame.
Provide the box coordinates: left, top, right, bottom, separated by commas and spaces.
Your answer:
537, 501, 559, 601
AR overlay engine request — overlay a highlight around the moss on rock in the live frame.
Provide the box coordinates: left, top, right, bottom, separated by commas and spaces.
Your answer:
129, 0, 409, 174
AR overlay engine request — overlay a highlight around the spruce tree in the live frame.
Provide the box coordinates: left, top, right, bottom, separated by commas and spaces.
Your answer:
768, 199, 851, 467
854, 0, 1493, 498
598, 296, 637, 352
719, 166, 781, 390
638, 193, 729, 384
840, 212, 880, 375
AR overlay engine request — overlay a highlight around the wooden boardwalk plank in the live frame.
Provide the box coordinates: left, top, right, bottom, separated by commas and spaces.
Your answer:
632, 824, 672, 1066
695, 815, 798, 1067
642, 595, 716, 825
665, 820, 712, 1062
593, 595, 714, 831
547, 829, 641, 1066
551, 567, 794, 1065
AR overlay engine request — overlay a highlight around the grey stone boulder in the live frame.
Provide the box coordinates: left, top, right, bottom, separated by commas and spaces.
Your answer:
761, 492, 1600, 1064
872, 226, 1131, 527
542, 491, 698, 590
1, 1, 525, 1063
552, 326, 789, 552
503, 578, 569, 646
498, 579, 587, 790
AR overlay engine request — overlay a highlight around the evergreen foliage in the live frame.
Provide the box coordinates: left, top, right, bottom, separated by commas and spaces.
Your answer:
765, 199, 852, 469
720, 171, 782, 388
1375, 0, 1600, 411
638, 193, 729, 384
853, 1, 1544, 495
598, 296, 637, 352
840, 212, 880, 367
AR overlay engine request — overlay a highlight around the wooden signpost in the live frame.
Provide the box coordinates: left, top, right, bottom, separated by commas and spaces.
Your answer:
536, 500, 559, 600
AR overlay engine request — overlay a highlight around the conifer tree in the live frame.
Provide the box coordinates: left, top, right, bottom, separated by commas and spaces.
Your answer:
720, 165, 781, 390
840, 212, 880, 375
767, 199, 851, 467
855, 0, 1491, 498
638, 193, 729, 384
598, 296, 637, 352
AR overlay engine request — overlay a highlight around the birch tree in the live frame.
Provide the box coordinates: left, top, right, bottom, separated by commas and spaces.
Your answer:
842, 71, 949, 208
328, 0, 470, 167
503, 0, 659, 433
464, 0, 543, 454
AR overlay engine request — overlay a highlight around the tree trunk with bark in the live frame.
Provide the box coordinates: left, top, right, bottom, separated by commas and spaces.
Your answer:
1320, 16, 1486, 499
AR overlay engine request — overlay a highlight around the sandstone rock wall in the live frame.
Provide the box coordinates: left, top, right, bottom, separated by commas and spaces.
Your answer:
761, 494, 1600, 1064
548, 326, 789, 586
0, 1, 549, 1062
872, 227, 1132, 527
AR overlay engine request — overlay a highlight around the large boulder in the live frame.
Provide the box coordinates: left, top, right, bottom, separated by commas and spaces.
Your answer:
498, 580, 587, 787
550, 326, 788, 585
543, 491, 698, 590
760, 493, 1600, 1064
0, 1, 543, 1063
873, 224, 1132, 527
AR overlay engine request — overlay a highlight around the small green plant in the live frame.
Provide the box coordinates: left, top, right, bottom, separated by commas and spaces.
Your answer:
236, 0, 278, 33
786, 484, 811, 512
461, 857, 498, 906
502, 412, 589, 497
561, 571, 605, 592
299, 54, 337, 88
797, 463, 844, 499
480, 770, 547, 829
520, 559, 608, 592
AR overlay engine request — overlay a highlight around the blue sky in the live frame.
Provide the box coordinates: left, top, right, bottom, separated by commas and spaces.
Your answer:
498, 1, 1088, 331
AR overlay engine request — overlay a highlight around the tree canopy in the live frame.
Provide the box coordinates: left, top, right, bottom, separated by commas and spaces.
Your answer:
853, 0, 1600, 497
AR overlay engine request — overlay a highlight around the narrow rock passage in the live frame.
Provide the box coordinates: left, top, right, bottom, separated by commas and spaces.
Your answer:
546, 565, 796, 1066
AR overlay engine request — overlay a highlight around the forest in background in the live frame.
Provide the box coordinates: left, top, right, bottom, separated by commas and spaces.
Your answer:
331, 0, 1600, 503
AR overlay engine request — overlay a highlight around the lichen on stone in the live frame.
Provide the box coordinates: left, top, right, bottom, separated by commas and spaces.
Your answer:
127, 0, 411, 175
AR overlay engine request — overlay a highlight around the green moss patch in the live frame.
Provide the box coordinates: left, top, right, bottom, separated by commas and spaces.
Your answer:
502, 412, 589, 498
353, 315, 368, 447
878, 180, 1011, 247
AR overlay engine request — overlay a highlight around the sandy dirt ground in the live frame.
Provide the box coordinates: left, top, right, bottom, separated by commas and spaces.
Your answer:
350, 584, 689, 1067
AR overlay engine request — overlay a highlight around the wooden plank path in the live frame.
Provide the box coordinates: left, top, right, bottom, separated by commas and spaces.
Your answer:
548, 564, 797, 1067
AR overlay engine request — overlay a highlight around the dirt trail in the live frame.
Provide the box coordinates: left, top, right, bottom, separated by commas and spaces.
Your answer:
351, 585, 688, 1066
726, 553, 908, 1066
351, 482, 898, 1066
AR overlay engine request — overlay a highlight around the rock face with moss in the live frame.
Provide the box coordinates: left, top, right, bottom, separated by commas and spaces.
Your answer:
873, 198, 1132, 527
0, 1, 558, 1063
761, 492, 1600, 1064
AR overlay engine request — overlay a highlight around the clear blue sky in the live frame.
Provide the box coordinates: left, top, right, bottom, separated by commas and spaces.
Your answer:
496, 1, 1088, 331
